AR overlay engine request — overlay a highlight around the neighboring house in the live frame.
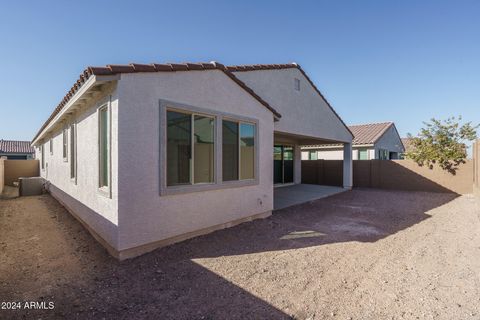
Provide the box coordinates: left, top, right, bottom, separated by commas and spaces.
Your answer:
0, 139, 35, 159
400, 137, 415, 158
32, 61, 353, 259
302, 122, 404, 160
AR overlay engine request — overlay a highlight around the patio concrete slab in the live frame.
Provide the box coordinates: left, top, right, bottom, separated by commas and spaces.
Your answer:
274, 184, 346, 210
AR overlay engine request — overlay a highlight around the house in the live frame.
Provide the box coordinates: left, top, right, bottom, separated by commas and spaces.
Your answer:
0, 139, 35, 159
302, 122, 404, 160
31, 61, 353, 259
400, 137, 415, 159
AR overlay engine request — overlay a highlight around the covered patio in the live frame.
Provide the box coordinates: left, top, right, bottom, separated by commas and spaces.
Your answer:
274, 184, 346, 210
273, 131, 352, 186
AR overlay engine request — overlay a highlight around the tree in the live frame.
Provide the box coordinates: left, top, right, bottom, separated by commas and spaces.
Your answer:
405, 116, 478, 174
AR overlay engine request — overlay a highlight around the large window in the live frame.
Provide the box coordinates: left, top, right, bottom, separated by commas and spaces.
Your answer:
167, 110, 215, 186
222, 120, 256, 181
99, 106, 110, 189
162, 102, 259, 195
70, 124, 76, 180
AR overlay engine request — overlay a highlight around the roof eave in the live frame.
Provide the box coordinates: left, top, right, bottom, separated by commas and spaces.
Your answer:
31, 74, 119, 146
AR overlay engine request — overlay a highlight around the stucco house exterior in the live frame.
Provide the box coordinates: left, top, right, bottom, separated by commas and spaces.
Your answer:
302, 122, 404, 160
32, 61, 353, 259
0, 140, 35, 159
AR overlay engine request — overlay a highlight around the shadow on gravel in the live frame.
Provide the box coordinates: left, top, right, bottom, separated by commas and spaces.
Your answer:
2, 189, 458, 319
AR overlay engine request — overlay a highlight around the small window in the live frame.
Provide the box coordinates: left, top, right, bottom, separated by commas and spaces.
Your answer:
99, 106, 110, 189
294, 78, 300, 91
309, 151, 317, 160
222, 120, 256, 181
70, 124, 76, 180
41, 144, 45, 170
49, 139, 53, 155
166, 110, 215, 186
62, 129, 68, 160
359, 149, 369, 160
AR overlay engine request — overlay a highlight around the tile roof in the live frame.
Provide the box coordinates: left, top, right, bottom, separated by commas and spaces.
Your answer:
349, 122, 394, 145
303, 122, 398, 148
32, 62, 283, 143
0, 140, 35, 154
228, 63, 353, 138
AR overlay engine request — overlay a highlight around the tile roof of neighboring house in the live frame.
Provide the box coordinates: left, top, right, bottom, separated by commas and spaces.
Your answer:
228, 63, 353, 138
32, 61, 283, 143
349, 122, 395, 145
0, 140, 35, 154
303, 122, 401, 148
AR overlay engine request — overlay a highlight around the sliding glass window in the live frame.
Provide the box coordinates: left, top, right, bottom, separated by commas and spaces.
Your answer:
193, 115, 215, 183
222, 120, 256, 181
222, 120, 239, 181
240, 123, 255, 180
166, 110, 215, 186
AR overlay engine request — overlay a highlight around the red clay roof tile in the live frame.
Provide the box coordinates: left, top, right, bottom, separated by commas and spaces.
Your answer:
0, 140, 35, 154
349, 122, 394, 145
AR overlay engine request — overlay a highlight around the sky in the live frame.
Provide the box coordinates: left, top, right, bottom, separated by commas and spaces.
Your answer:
0, 0, 479, 142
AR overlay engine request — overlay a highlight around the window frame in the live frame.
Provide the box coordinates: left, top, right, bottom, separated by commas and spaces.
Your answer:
70, 122, 77, 183
97, 101, 112, 197
159, 99, 259, 196
62, 128, 68, 161
222, 118, 257, 182
358, 148, 369, 160
166, 109, 216, 186
379, 149, 389, 160
40, 144, 45, 170
49, 138, 53, 155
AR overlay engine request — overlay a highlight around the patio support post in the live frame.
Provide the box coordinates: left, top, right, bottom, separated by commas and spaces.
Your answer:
343, 142, 353, 189
294, 145, 301, 184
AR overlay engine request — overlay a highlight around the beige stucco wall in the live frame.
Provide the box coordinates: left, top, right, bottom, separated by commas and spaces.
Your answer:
35, 84, 119, 249
3, 160, 39, 186
117, 70, 274, 251
233, 68, 352, 143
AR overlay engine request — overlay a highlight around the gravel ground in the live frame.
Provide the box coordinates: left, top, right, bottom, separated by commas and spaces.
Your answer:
1, 189, 479, 319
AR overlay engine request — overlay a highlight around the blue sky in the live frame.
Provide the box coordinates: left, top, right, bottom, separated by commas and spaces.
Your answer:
0, 0, 479, 141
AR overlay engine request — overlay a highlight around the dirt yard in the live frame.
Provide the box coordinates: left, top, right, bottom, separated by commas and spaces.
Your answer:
1, 189, 480, 319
